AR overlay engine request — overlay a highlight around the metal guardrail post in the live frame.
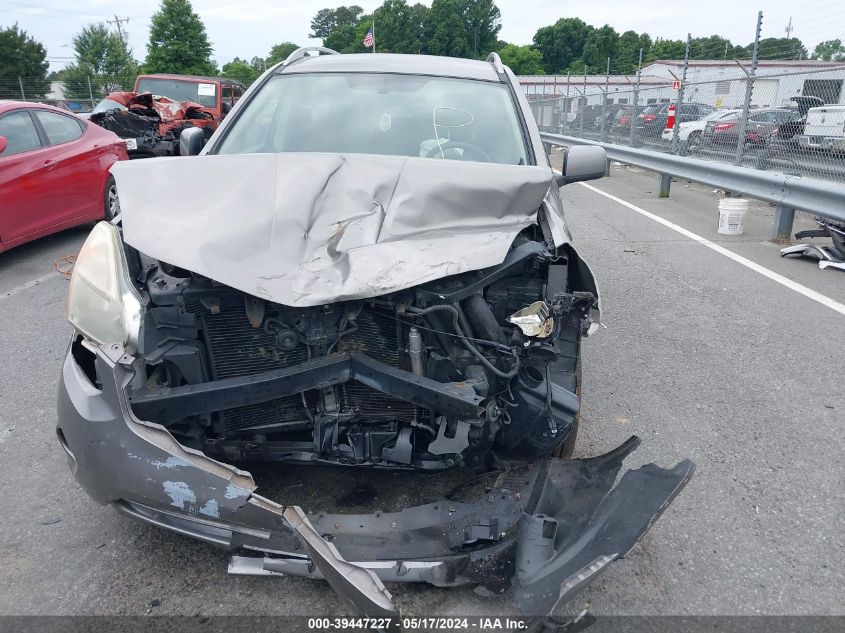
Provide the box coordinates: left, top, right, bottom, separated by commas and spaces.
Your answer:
772, 204, 796, 242
659, 174, 672, 198
771, 170, 800, 242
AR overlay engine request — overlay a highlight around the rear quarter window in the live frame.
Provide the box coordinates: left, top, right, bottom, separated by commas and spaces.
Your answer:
34, 111, 84, 145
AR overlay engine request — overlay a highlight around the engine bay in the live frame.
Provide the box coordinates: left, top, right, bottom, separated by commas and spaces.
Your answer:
122, 232, 595, 470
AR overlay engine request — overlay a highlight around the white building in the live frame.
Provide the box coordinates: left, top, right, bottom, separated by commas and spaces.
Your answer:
518, 59, 845, 118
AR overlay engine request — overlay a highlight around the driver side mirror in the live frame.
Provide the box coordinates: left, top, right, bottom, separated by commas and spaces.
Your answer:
0, 136, 7, 155
556, 145, 607, 186
180, 127, 206, 156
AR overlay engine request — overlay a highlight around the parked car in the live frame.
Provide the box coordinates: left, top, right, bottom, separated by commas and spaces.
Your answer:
87, 91, 217, 158
592, 104, 625, 131
702, 107, 796, 148
635, 102, 715, 138
798, 104, 845, 152
56, 49, 692, 618
661, 109, 740, 145
0, 101, 128, 253
611, 105, 647, 132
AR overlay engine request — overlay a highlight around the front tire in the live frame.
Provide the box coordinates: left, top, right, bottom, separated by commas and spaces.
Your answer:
103, 176, 119, 220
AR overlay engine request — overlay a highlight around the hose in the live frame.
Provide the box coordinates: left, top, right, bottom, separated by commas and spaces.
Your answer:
402, 304, 520, 379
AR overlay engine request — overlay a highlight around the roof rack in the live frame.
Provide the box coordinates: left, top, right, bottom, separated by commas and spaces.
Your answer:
486, 52, 505, 75
283, 46, 340, 67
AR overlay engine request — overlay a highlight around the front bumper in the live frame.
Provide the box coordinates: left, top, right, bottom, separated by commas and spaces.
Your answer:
57, 342, 694, 619
798, 135, 845, 151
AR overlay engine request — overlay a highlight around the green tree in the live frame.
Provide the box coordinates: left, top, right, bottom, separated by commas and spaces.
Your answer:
613, 30, 651, 73
532, 18, 593, 74
310, 6, 364, 40
220, 57, 258, 85
646, 37, 686, 61
581, 24, 618, 73
144, 0, 217, 75
689, 35, 744, 60
456, 0, 501, 58
266, 42, 299, 65
63, 24, 137, 99
752, 37, 807, 60
372, 0, 427, 54
498, 44, 544, 74
0, 24, 49, 99
811, 39, 845, 61
425, 0, 470, 57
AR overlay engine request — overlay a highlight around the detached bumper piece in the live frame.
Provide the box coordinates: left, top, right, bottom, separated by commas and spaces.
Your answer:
226, 436, 695, 619
783, 219, 845, 271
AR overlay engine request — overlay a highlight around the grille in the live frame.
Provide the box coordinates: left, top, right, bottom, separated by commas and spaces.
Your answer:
188, 296, 419, 434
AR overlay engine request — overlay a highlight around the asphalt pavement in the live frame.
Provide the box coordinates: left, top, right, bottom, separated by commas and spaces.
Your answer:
0, 168, 842, 618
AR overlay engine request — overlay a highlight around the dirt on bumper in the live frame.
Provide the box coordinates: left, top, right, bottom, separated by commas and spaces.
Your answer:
57, 346, 694, 620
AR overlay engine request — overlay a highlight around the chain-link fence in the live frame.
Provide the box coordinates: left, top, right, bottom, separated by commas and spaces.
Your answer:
0, 75, 141, 113
521, 62, 845, 185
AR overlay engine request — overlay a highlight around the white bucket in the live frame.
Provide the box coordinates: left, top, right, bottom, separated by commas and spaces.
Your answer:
717, 198, 748, 235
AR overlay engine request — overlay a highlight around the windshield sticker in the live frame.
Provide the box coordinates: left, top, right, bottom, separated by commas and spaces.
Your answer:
197, 83, 216, 96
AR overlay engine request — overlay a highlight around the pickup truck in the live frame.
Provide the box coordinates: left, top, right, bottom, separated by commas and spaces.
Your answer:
798, 104, 845, 152
87, 74, 245, 157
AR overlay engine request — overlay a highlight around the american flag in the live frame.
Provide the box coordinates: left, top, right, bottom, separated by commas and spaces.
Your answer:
363, 26, 374, 48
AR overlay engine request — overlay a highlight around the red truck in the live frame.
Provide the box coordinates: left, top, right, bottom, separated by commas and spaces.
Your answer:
86, 74, 245, 158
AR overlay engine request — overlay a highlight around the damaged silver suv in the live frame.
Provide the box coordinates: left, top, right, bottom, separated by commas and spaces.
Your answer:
57, 48, 694, 621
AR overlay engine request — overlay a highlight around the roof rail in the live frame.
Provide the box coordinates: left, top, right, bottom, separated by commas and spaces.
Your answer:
283, 46, 340, 67
486, 52, 505, 75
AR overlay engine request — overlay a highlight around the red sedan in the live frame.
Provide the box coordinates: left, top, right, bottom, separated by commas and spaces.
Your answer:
0, 101, 128, 253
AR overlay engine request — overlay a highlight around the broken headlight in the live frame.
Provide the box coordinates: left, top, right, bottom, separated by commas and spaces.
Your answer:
66, 221, 142, 351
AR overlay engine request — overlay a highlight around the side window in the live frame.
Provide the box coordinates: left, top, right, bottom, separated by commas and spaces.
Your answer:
0, 110, 42, 156
749, 112, 770, 123
33, 111, 84, 145
222, 86, 233, 104
233, 85, 243, 102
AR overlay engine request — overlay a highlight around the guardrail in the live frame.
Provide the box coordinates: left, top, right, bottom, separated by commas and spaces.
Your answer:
540, 132, 845, 241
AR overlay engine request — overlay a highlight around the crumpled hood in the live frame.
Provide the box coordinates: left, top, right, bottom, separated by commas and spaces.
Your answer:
113, 152, 554, 307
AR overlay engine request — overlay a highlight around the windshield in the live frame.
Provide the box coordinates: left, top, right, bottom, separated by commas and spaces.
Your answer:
92, 99, 127, 113
135, 78, 217, 107
215, 73, 529, 165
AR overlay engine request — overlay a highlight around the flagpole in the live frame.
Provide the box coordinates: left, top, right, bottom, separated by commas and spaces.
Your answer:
372, 19, 376, 53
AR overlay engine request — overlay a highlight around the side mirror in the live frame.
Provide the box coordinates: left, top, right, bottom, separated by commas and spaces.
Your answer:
180, 127, 206, 156
0, 136, 7, 155
556, 145, 607, 186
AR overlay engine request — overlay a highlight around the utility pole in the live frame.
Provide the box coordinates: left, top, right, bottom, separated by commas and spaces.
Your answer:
784, 17, 793, 38
735, 11, 763, 166
107, 14, 130, 42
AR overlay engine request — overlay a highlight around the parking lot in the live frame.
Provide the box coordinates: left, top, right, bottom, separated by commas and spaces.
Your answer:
0, 165, 842, 618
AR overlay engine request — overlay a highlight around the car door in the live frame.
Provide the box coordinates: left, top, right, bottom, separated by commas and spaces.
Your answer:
30, 109, 101, 227
0, 108, 51, 244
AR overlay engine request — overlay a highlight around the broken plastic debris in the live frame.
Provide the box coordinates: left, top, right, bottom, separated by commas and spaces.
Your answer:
507, 301, 554, 338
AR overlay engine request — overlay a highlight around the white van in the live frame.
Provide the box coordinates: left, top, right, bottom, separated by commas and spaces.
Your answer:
798, 105, 845, 151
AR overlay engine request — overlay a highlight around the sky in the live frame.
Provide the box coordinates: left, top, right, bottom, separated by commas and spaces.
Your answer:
2, 0, 843, 71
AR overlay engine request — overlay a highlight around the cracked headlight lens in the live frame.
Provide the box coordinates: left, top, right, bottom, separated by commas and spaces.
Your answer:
66, 221, 141, 351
